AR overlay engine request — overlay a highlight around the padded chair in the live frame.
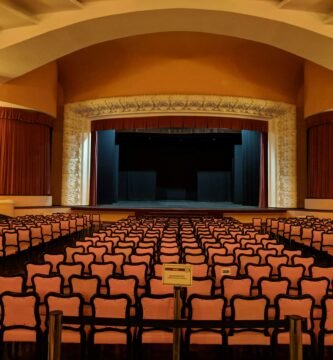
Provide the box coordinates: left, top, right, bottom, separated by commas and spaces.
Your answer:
238, 254, 260, 275
45, 293, 85, 355
57, 262, 84, 290
43, 253, 65, 273
65, 246, 84, 262
292, 255, 315, 277
258, 277, 290, 319
25, 262, 52, 289
0, 275, 24, 294
89, 262, 115, 294
318, 295, 333, 359
103, 253, 125, 274
278, 264, 305, 293
136, 294, 174, 352
245, 264, 272, 290
221, 276, 252, 317
228, 295, 271, 347
273, 295, 315, 353
89, 294, 132, 359
185, 295, 226, 353
148, 277, 174, 296
69, 275, 101, 316
107, 275, 138, 316
122, 263, 148, 293
0, 292, 42, 358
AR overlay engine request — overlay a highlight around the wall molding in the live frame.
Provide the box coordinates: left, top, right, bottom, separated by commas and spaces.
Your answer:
62, 95, 296, 208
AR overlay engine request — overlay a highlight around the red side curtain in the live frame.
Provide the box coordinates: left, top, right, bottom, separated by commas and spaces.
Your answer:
0, 112, 51, 195
258, 132, 268, 208
89, 131, 98, 206
308, 123, 333, 198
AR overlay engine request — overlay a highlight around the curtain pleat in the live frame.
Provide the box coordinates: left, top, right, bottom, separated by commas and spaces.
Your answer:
0, 108, 52, 195
308, 123, 333, 198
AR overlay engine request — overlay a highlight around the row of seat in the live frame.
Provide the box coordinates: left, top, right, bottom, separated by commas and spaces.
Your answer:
1, 289, 333, 357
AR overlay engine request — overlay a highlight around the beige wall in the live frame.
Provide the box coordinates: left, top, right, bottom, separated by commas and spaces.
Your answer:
58, 32, 304, 104
304, 61, 333, 118
0, 62, 58, 117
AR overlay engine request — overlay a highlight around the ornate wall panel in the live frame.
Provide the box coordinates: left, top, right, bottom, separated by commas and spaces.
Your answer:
63, 95, 296, 208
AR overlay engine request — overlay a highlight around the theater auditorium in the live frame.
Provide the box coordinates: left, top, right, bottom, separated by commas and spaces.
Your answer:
1, 1, 333, 359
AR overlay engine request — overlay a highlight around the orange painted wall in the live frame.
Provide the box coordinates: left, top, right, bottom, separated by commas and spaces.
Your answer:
58, 32, 304, 104
304, 61, 333, 118
0, 62, 58, 117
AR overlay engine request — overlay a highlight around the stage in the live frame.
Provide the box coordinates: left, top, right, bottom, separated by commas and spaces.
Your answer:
71, 201, 287, 222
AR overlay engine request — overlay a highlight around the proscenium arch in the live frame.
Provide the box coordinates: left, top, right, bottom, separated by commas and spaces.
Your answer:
62, 95, 296, 208
1, 5, 333, 82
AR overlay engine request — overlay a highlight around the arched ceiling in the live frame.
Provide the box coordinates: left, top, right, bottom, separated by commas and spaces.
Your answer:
1, 0, 333, 83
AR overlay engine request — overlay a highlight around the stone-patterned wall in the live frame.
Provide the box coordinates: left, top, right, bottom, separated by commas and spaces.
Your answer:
61, 106, 90, 205
62, 95, 297, 207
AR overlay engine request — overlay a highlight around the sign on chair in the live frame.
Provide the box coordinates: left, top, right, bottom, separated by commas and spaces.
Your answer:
162, 264, 193, 287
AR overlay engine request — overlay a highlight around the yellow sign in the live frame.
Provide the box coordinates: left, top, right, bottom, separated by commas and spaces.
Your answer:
220, 267, 232, 276
162, 264, 193, 287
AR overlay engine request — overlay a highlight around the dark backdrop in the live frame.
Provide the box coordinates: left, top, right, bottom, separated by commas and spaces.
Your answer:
97, 130, 261, 205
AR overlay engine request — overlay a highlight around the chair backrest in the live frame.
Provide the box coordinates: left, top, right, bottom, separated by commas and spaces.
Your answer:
191, 263, 209, 278
184, 254, 206, 264
69, 275, 100, 303
230, 295, 268, 321
65, 246, 84, 262
25, 262, 52, 287
89, 262, 115, 286
148, 276, 174, 295
57, 262, 84, 286
224, 243, 241, 255
91, 294, 130, 322
282, 249, 302, 264
130, 253, 152, 267
32, 274, 63, 302
0, 275, 24, 293
221, 276, 252, 304
159, 254, 180, 263
0, 292, 40, 329
73, 252, 96, 273
266, 255, 288, 275
258, 277, 290, 305
43, 253, 65, 273
75, 240, 92, 252
188, 294, 225, 320
107, 275, 138, 305
103, 253, 125, 273
238, 254, 260, 274
45, 293, 83, 327
139, 294, 174, 320
245, 264, 272, 287
184, 278, 214, 300
212, 254, 235, 265
310, 266, 333, 289
257, 248, 277, 264
122, 263, 148, 287
278, 264, 305, 288
292, 256, 315, 276
321, 295, 333, 331
275, 294, 314, 330
114, 247, 133, 262
95, 240, 113, 254
298, 277, 329, 306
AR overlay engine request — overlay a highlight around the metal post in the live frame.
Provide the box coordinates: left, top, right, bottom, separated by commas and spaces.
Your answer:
289, 315, 303, 360
48, 310, 63, 360
173, 287, 181, 360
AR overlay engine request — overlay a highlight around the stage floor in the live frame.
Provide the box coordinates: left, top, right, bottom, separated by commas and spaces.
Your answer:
78, 201, 258, 210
